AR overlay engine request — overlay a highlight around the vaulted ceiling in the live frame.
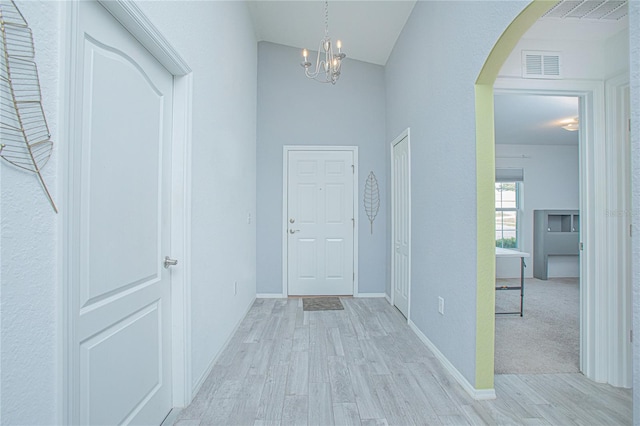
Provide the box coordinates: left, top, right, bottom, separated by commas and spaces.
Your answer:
247, 0, 629, 146
246, 1, 416, 66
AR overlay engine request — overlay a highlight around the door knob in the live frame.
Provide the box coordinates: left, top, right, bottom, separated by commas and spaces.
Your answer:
164, 256, 178, 268
289, 229, 300, 234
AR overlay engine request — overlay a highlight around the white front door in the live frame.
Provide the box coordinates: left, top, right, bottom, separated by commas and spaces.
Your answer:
286, 150, 355, 295
69, 2, 173, 424
392, 134, 410, 318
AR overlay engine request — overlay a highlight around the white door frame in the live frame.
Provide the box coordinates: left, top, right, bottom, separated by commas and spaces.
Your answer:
390, 129, 411, 321
604, 72, 632, 388
495, 77, 630, 386
282, 146, 359, 297
60, 1, 194, 422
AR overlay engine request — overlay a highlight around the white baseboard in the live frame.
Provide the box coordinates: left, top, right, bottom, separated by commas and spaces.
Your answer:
257, 293, 388, 299
189, 296, 256, 399
384, 293, 392, 304
407, 320, 496, 400
355, 292, 387, 298
161, 408, 181, 426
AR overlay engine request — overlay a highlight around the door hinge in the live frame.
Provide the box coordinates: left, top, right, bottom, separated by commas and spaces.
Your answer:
579, 242, 584, 251
353, 272, 355, 282
351, 164, 354, 174
352, 218, 355, 228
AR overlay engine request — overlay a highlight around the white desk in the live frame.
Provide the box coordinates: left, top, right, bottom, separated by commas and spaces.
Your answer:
496, 247, 530, 316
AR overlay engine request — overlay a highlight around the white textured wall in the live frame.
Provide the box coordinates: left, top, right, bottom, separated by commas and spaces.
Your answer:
604, 28, 630, 78
495, 144, 579, 278
499, 27, 629, 80
136, 1, 257, 391
2, 2, 257, 422
629, 1, 639, 423
0, 1, 61, 424
256, 42, 387, 295
384, 1, 528, 387
500, 37, 608, 80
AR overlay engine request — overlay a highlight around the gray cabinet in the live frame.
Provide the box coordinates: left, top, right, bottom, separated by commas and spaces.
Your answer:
533, 209, 580, 280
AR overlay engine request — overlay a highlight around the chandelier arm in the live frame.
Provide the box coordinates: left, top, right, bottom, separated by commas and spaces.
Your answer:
300, 0, 344, 84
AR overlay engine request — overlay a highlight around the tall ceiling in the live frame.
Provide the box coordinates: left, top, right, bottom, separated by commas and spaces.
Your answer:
246, 1, 416, 65
247, 0, 629, 147
247, 0, 628, 66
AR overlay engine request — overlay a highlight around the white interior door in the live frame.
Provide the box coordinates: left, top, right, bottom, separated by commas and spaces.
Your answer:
287, 150, 355, 295
392, 135, 410, 318
70, 2, 174, 424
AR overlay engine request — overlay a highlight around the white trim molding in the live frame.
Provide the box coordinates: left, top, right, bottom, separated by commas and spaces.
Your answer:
281, 146, 359, 297
355, 293, 387, 298
604, 72, 632, 388
97, 0, 191, 75
189, 297, 256, 398
256, 293, 287, 299
170, 72, 194, 406
408, 320, 496, 400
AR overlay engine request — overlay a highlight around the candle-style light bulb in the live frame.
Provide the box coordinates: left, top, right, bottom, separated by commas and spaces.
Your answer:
302, 48, 308, 59
336, 40, 342, 52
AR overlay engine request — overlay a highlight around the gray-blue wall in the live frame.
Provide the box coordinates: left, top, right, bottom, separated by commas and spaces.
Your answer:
256, 41, 387, 295
384, 1, 527, 386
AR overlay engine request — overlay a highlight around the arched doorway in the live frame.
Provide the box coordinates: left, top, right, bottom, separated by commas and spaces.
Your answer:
474, 0, 632, 392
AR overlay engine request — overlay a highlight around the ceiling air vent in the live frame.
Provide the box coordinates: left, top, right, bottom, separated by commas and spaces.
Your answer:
522, 51, 562, 79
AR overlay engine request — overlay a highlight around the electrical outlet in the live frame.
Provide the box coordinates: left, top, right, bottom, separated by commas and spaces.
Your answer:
234, 281, 238, 296
438, 297, 445, 315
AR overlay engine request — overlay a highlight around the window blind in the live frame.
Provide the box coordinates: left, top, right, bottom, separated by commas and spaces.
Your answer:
496, 168, 524, 182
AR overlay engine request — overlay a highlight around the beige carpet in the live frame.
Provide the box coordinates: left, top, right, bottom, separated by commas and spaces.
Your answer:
494, 277, 579, 374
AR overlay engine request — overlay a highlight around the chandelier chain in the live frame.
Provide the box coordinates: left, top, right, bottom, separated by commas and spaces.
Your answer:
324, 0, 329, 37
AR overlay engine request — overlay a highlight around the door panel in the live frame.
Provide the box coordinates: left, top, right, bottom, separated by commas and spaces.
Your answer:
80, 303, 162, 425
287, 150, 354, 295
393, 136, 410, 318
80, 37, 163, 308
71, 2, 173, 424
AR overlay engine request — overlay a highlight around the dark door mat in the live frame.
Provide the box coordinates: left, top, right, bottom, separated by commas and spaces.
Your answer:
302, 297, 344, 311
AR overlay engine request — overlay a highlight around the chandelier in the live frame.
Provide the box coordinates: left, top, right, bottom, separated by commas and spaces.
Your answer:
300, 1, 345, 84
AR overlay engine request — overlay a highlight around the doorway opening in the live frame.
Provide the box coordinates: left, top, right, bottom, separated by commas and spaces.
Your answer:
474, 0, 631, 391
493, 92, 581, 374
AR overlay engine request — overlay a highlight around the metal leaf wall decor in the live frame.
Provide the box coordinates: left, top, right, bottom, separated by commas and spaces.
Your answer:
0, 0, 57, 213
363, 171, 380, 234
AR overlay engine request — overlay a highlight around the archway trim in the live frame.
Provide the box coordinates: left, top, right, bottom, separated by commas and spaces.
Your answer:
474, 0, 557, 390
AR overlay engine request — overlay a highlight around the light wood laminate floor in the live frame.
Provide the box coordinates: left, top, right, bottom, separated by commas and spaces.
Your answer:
173, 298, 631, 425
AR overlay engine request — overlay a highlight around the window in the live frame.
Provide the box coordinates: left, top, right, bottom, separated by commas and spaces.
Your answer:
495, 182, 520, 248
495, 168, 523, 249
